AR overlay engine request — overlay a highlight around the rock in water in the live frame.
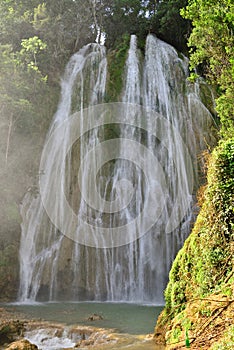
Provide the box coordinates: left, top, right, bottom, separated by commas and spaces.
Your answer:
87, 313, 103, 321
5, 339, 38, 350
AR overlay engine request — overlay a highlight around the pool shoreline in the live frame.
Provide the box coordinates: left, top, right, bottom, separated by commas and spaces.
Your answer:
0, 303, 165, 349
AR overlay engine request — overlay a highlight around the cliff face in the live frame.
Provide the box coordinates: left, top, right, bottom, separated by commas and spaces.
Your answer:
154, 138, 234, 349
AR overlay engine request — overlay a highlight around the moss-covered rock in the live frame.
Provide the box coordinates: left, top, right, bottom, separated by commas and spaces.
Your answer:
105, 34, 130, 102
155, 138, 234, 348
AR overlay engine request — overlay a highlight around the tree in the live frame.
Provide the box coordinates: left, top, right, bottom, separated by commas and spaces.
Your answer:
0, 0, 97, 76
95, 0, 190, 52
19, 36, 47, 72
153, 0, 191, 53
33, 0, 96, 72
181, 0, 234, 137
0, 43, 50, 139
0, 0, 40, 50
99, 0, 148, 48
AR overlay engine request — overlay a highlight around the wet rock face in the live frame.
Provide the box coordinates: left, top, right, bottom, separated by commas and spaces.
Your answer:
5, 339, 38, 350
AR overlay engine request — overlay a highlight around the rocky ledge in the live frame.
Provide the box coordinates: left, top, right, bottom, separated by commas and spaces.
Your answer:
5, 339, 38, 350
0, 307, 162, 349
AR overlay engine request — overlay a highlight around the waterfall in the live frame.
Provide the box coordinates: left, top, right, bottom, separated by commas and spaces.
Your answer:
18, 35, 215, 303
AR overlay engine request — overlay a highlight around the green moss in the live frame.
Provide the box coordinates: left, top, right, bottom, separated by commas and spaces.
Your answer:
105, 34, 130, 102
170, 327, 182, 344
162, 138, 234, 321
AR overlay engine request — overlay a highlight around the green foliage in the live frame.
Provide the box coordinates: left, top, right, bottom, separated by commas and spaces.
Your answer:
101, 0, 147, 49
0, 1, 36, 50
19, 36, 47, 72
164, 248, 187, 313
99, 0, 191, 53
164, 138, 234, 317
32, 1, 96, 72
149, 0, 191, 53
207, 139, 234, 240
181, 0, 234, 137
0, 0, 97, 76
171, 326, 182, 343
0, 43, 51, 134
0, 1, 91, 136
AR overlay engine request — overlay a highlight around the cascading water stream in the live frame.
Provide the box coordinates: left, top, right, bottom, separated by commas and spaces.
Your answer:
18, 35, 216, 303
18, 43, 107, 301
